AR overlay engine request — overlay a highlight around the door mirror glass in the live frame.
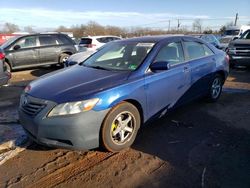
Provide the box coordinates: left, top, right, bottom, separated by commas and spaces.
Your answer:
67, 61, 78, 66
233, 36, 239, 40
150, 61, 170, 71
13, 45, 21, 50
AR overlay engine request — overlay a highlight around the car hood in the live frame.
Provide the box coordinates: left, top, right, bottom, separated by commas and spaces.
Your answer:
68, 50, 96, 63
28, 65, 130, 103
230, 39, 250, 46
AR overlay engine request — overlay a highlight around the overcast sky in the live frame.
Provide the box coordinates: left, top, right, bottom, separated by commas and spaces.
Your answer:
1, 0, 250, 30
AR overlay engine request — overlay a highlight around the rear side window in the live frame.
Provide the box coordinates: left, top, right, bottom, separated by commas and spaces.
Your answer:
155, 42, 184, 65
39, 35, 57, 46
15, 36, 37, 48
79, 38, 92, 45
184, 41, 206, 60
57, 34, 74, 44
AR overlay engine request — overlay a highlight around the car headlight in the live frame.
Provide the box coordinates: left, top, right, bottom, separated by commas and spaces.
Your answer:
48, 98, 99, 117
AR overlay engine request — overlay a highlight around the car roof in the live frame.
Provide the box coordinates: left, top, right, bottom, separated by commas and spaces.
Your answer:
115, 35, 194, 43
81, 36, 121, 39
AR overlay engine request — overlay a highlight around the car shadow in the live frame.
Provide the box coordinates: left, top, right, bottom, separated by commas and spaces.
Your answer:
132, 100, 250, 187
30, 66, 61, 77
228, 66, 250, 84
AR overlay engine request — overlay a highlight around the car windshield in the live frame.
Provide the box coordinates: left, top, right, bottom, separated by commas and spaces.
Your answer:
219, 37, 232, 43
0, 36, 20, 49
224, 30, 240, 36
82, 41, 155, 71
240, 30, 250, 40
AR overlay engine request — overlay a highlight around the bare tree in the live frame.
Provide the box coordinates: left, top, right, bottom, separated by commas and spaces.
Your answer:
192, 19, 202, 33
24, 26, 34, 33
3, 22, 20, 33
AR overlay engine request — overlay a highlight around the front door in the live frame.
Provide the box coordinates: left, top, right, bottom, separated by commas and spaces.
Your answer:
10, 36, 39, 67
145, 40, 191, 118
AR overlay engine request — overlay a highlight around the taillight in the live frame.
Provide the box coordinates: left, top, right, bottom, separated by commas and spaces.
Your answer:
225, 54, 230, 64
87, 44, 96, 48
0, 52, 5, 60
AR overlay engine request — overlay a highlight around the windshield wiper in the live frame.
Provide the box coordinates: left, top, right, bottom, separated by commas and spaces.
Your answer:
87, 65, 110, 71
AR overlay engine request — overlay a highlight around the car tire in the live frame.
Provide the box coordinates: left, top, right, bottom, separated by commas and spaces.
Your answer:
207, 74, 223, 102
100, 102, 141, 152
59, 53, 70, 65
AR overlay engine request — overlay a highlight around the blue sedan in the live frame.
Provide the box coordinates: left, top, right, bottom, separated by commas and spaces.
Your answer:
19, 36, 229, 152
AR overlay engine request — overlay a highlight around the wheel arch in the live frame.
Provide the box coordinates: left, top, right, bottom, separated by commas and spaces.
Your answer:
124, 99, 144, 125
215, 70, 226, 83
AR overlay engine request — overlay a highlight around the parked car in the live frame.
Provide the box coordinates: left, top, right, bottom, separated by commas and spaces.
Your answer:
219, 36, 232, 51
192, 34, 223, 49
78, 36, 121, 52
64, 50, 96, 67
0, 49, 11, 86
19, 35, 229, 152
64, 44, 109, 67
0, 33, 77, 72
223, 26, 240, 37
227, 29, 250, 67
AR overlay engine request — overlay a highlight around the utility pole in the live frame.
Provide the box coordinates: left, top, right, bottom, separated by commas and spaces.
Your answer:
168, 20, 171, 31
234, 13, 238, 26
177, 19, 181, 29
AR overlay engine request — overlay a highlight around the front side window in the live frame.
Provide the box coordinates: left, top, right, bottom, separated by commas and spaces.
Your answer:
154, 42, 184, 65
83, 42, 155, 71
15, 36, 37, 48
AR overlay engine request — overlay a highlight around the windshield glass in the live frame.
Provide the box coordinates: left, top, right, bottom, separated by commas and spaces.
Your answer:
240, 30, 250, 39
0, 36, 19, 49
82, 41, 155, 71
224, 30, 240, 36
219, 37, 232, 43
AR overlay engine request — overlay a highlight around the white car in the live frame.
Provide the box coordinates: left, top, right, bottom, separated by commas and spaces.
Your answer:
64, 50, 96, 67
78, 36, 121, 52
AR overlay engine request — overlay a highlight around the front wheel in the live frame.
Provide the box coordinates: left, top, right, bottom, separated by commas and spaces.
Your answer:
207, 75, 223, 102
101, 102, 141, 152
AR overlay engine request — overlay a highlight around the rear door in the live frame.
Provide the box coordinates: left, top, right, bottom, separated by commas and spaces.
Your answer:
183, 39, 215, 98
145, 38, 191, 118
38, 35, 59, 64
9, 36, 39, 67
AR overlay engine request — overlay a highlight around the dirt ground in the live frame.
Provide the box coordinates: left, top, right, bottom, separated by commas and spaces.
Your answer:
0, 66, 250, 188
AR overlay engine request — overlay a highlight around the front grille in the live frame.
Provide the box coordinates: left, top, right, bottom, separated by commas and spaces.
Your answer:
21, 95, 46, 116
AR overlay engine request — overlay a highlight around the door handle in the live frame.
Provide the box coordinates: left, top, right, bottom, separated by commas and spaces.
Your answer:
183, 66, 190, 72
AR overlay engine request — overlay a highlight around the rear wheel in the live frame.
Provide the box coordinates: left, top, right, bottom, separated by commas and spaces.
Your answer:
207, 74, 223, 102
59, 53, 70, 65
101, 102, 141, 152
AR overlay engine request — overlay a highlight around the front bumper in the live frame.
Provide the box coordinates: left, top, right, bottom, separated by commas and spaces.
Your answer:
228, 48, 250, 66
19, 94, 109, 150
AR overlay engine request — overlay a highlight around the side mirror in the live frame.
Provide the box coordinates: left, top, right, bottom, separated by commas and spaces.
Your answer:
13, 45, 21, 50
233, 36, 239, 40
150, 61, 170, 71
66, 61, 78, 67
